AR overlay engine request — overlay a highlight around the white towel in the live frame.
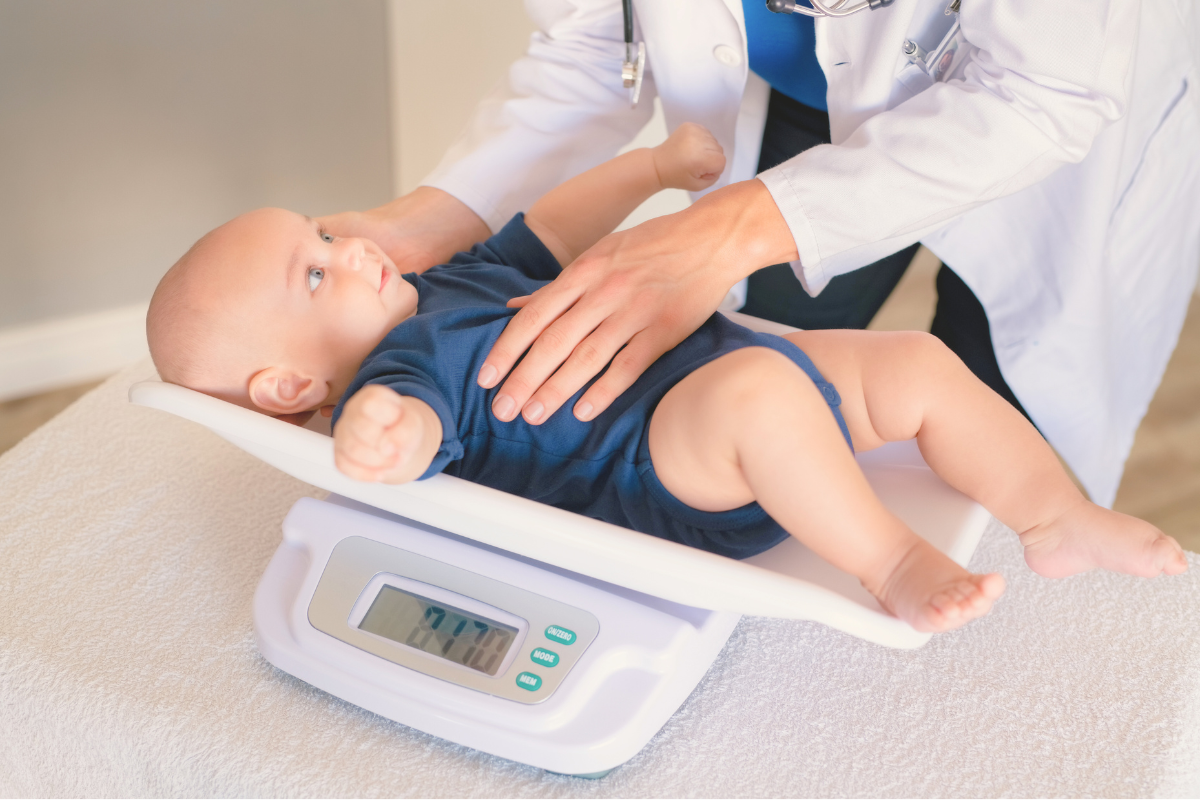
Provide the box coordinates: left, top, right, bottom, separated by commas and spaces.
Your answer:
1, 359, 1197, 796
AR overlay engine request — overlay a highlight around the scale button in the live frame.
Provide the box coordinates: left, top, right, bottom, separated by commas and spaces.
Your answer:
544, 625, 576, 645
530, 648, 559, 667
515, 671, 543, 691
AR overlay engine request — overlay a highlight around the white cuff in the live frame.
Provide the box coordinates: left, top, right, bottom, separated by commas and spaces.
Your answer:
756, 167, 827, 295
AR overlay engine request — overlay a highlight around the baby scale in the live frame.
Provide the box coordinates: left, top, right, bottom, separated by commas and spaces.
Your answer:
129, 314, 991, 778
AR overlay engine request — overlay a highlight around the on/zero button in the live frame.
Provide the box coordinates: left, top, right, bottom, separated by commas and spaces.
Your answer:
545, 625, 576, 645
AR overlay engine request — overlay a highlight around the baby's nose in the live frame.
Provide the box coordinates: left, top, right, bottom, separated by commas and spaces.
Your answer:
337, 239, 367, 271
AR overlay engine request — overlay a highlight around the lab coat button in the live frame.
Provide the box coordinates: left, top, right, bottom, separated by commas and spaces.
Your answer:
713, 45, 742, 67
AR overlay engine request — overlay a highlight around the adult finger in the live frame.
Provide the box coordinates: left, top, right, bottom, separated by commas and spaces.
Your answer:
571, 328, 678, 420
477, 279, 585, 390
517, 313, 644, 424
489, 297, 617, 421
506, 294, 532, 308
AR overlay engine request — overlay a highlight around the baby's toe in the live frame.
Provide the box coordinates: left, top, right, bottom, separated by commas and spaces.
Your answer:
1159, 537, 1189, 575
979, 572, 1006, 600
929, 577, 1001, 631
928, 587, 971, 625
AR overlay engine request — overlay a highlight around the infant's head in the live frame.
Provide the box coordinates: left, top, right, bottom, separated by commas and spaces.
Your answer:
148, 208, 417, 421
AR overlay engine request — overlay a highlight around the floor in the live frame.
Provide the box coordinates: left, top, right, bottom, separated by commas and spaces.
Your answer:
2, 251, 1198, 552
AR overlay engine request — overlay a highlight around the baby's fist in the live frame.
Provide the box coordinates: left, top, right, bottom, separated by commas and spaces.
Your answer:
653, 122, 726, 192
333, 384, 441, 484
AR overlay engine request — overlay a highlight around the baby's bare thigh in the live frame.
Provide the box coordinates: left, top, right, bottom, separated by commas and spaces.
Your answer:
646, 348, 780, 511
650, 344, 869, 511
782, 329, 946, 450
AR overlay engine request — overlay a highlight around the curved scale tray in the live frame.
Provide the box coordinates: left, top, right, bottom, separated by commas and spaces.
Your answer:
129, 374, 990, 650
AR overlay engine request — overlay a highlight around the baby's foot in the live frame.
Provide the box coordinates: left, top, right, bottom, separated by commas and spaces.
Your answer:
869, 538, 1006, 633
1021, 501, 1188, 579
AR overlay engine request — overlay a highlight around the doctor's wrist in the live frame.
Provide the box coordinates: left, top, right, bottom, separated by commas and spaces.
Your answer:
684, 179, 799, 282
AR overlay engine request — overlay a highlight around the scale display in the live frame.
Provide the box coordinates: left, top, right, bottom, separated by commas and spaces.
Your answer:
358, 585, 517, 676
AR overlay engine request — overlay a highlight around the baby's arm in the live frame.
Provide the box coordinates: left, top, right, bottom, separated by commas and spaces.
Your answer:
334, 385, 444, 484
524, 122, 726, 266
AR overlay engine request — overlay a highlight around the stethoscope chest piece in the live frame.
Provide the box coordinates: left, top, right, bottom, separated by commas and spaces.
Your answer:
622, 41, 646, 108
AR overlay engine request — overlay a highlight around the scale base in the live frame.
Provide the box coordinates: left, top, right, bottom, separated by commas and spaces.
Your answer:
254, 497, 741, 777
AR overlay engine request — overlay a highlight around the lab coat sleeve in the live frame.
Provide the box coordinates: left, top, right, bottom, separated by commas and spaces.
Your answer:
758, 0, 1138, 293
422, 0, 658, 233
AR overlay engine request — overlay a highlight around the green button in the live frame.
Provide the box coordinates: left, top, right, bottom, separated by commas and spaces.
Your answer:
515, 671, 542, 691
530, 648, 559, 667
544, 625, 576, 645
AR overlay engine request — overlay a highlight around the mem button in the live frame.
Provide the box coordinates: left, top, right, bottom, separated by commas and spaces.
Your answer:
516, 671, 542, 692
544, 625, 576, 645
530, 648, 559, 668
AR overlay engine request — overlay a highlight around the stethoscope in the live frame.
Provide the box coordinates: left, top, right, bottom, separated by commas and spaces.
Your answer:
620, 0, 896, 106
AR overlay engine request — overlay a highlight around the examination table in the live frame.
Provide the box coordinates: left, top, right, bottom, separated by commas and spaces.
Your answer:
1, 359, 1198, 796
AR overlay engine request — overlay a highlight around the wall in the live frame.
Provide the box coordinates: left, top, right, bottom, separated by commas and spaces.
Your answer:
0, 0, 394, 398
388, 2, 536, 196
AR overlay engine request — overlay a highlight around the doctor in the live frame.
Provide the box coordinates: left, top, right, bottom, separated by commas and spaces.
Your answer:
324, 0, 1200, 508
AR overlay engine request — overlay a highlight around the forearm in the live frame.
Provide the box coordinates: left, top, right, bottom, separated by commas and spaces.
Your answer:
373, 187, 491, 272
318, 187, 491, 275
526, 148, 664, 265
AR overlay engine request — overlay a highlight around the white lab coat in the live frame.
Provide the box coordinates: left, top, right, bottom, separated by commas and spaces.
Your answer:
425, 0, 1200, 506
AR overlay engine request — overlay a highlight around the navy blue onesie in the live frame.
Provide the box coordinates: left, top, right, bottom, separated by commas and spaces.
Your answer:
333, 215, 852, 559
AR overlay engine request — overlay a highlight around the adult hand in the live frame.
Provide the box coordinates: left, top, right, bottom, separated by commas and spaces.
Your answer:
317, 186, 491, 275
479, 179, 800, 425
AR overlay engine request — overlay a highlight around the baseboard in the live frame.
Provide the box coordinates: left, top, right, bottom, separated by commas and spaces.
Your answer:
0, 303, 150, 402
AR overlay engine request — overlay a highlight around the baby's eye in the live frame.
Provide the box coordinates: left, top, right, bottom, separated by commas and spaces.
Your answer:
321, 232, 334, 243
307, 267, 325, 292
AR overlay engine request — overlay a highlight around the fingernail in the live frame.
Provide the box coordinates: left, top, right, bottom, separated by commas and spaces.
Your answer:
575, 401, 593, 421
524, 401, 544, 424
493, 394, 515, 420
478, 364, 498, 388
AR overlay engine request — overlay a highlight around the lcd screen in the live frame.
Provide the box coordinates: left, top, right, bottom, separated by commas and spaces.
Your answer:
358, 585, 518, 676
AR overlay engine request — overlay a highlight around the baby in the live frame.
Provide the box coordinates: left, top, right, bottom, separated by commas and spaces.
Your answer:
148, 123, 1187, 633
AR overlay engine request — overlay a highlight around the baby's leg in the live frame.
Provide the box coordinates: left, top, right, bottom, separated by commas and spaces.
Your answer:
648, 346, 1005, 633
785, 330, 1188, 580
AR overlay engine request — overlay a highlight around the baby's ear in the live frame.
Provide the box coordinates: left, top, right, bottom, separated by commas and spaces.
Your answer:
248, 367, 329, 416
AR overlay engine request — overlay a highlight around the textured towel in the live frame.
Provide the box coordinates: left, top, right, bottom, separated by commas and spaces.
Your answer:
1, 359, 1198, 797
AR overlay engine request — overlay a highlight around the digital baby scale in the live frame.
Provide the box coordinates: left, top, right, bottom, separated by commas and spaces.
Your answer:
129, 311, 993, 779
257, 495, 740, 777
